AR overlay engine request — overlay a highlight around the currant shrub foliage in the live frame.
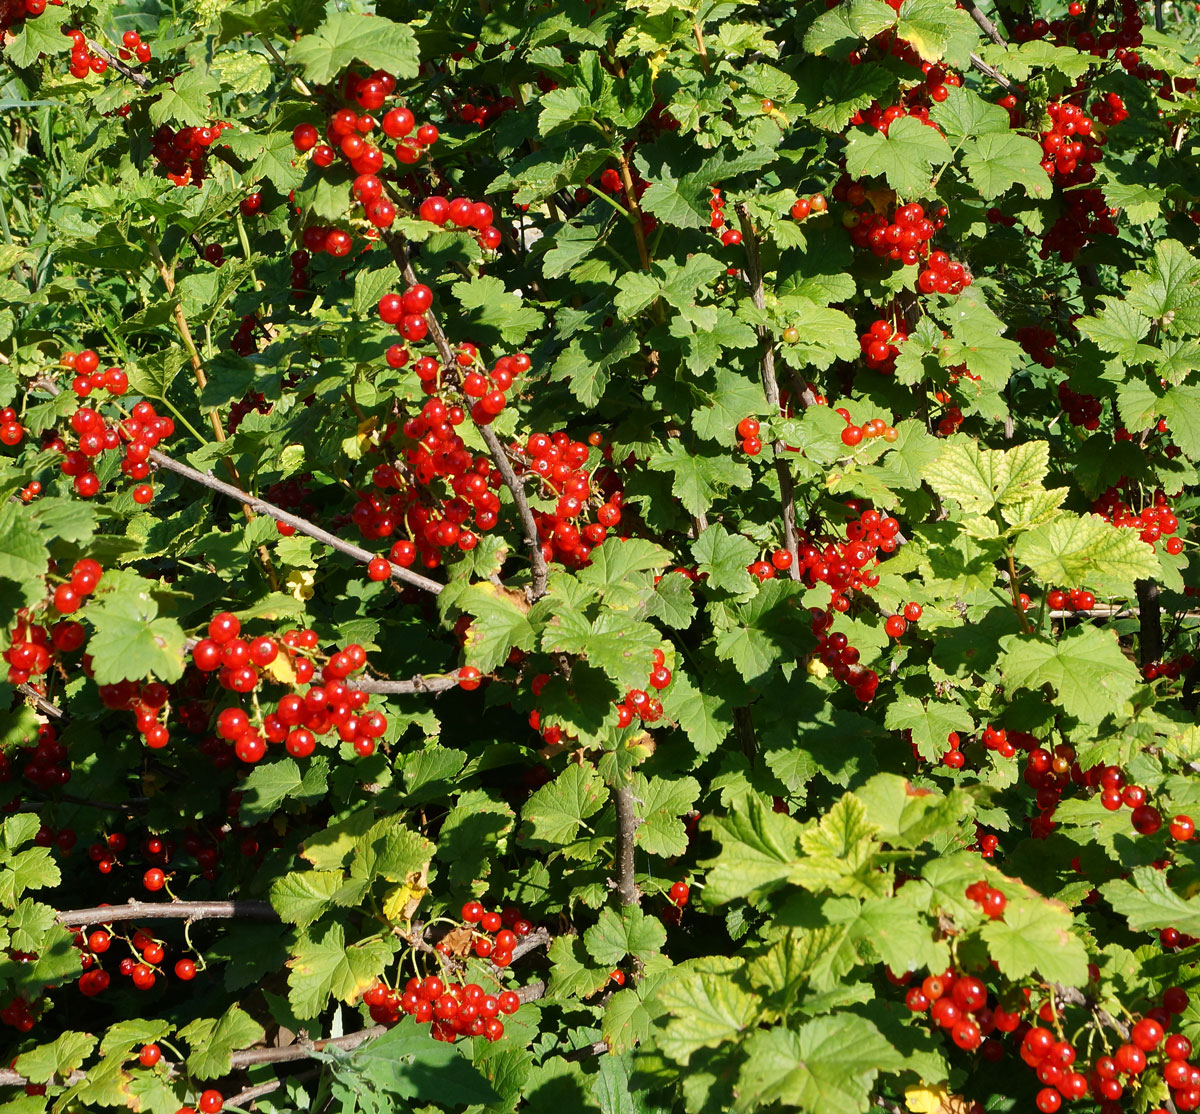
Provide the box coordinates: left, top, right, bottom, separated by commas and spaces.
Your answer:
1, 0, 1200, 1111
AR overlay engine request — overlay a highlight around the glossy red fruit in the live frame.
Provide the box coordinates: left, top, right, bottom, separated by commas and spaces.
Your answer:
668, 880, 689, 906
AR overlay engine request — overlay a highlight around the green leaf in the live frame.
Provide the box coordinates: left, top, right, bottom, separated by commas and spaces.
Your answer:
1013, 514, 1160, 589
15, 1033, 96, 1085
350, 1019, 501, 1106
353, 264, 402, 319
584, 904, 668, 966
287, 922, 395, 1019
289, 11, 419, 84
894, 0, 980, 64
543, 609, 661, 691
961, 132, 1051, 199
857, 774, 969, 848
656, 970, 760, 1064
804, 0, 897, 57
883, 697, 974, 762
5, 13, 72, 68
521, 764, 608, 849
545, 933, 612, 1000
1125, 239, 1200, 333
578, 537, 672, 610
178, 1006, 265, 1080
633, 772, 701, 857
603, 989, 655, 1053
0, 503, 47, 587
844, 116, 951, 198
451, 275, 544, 346
1102, 865, 1200, 937
923, 439, 1049, 515
646, 438, 752, 517
85, 588, 187, 686
692, 524, 757, 595
1160, 386, 1200, 460
241, 757, 330, 820
458, 583, 538, 673
734, 1015, 905, 1114
981, 892, 1089, 987
1076, 295, 1153, 362
702, 796, 805, 903
929, 86, 1013, 142
550, 327, 639, 407
270, 870, 344, 929
691, 367, 766, 440
998, 626, 1139, 724
713, 580, 811, 682
0, 846, 60, 905
148, 67, 220, 128
7, 898, 55, 952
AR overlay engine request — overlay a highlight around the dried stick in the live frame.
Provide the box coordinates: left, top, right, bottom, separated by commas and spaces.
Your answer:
56, 899, 277, 926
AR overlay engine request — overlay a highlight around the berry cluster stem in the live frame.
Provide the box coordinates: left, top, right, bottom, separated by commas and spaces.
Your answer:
736, 204, 801, 580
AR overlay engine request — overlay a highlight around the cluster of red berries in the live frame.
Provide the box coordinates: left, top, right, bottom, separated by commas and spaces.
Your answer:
844, 194, 947, 267
2, 722, 72, 792
1011, 0, 1144, 65
456, 94, 518, 128
416, 194, 501, 250
1057, 382, 1101, 429
74, 922, 197, 998
366, 973, 519, 1043
1093, 764, 1187, 839
116, 27, 152, 63
0, 406, 24, 448
847, 97, 945, 137
902, 966, 1010, 1054
748, 548, 800, 581
518, 431, 621, 569
3, 558, 97, 685
455, 899, 535, 965
707, 187, 740, 246
1142, 653, 1195, 682
63, 349, 130, 398
1092, 489, 1183, 553
63, 27, 110, 78
1017, 993, 1195, 1112
1045, 587, 1097, 612
839, 411, 900, 446
95, 676, 174, 750
1017, 325, 1058, 369
191, 616, 387, 761
789, 192, 828, 221
291, 78, 440, 233
857, 318, 908, 373
1038, 101, 1102, 180
916, 250, 971, 295
0, 995, 38, 1033
151, 122, 230, 187
736, 416, 765, 456
53, 365, 175, 503
1, 0, 56, 35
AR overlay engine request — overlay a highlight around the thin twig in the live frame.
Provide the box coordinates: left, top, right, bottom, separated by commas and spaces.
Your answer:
965, 2, 1007, 43
617, 151, 651, 271
148, 450, 444, 595
1054, 984, 1130, 1040
611, 784, 642, 907
692, 22, 711, 75
353, 674, 458, 695
969, 52, 1015, 92
87, 41, 152, 89
737, 204, 800, 580
16, 684, 64, 718
56, 899, 277, 927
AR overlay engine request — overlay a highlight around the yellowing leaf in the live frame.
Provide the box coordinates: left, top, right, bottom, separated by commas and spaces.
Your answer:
262, 653, 297, 685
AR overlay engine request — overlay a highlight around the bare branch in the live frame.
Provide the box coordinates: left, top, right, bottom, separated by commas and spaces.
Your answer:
964, 2, 1007, 43
56, 899, 278, 927
87, 41, 152, 89
612, 784, 642, 907
148, 449, 443, 595
353, 674, 458, 695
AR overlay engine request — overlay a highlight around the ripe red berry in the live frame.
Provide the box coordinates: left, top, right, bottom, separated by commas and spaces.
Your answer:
1170, 814, 1195, 841
367, 556, 391, 581
668, 880, 689, 906
841, 425, 863, 447
143, 868, 166, 891
198, 1090, 223, 1114
139, 1044, 161, 1067
175, 958, 196, 980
